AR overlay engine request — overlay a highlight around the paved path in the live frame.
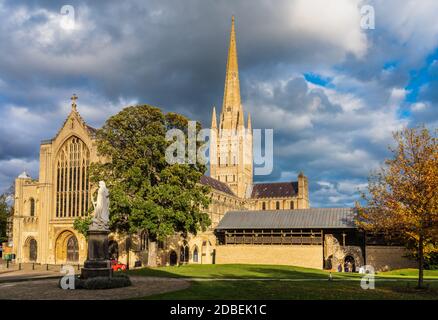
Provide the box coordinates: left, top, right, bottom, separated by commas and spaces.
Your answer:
0, 270, 60, 283
0, 276, 190, 300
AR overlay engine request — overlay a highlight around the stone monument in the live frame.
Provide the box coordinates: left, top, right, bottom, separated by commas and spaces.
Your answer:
81, 181, 113, 279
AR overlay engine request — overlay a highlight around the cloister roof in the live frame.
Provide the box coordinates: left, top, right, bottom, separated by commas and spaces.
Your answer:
216, 208, 357, 230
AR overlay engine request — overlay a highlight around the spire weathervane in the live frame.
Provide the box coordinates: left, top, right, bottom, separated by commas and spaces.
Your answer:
71, 93, 78, 110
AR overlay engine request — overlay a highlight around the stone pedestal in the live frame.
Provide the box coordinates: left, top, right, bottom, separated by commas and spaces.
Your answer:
81, 229, 113, 279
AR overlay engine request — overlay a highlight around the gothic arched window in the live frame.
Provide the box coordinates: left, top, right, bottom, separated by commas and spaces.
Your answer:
55, 136, 91, 218
180, 242, 189, 263
29, 198, 36, 216
140, 231, 149, 251
193, 246, 199, 263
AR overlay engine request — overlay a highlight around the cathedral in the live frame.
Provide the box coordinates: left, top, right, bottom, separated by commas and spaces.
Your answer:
11, 17, 414, 272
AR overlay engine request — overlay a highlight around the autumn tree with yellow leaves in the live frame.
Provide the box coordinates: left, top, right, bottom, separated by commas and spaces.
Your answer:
358, 126, 438, 288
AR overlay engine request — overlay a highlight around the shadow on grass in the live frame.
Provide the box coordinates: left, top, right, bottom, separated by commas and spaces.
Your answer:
128, 264, 436, 282
141, 278, 438, 300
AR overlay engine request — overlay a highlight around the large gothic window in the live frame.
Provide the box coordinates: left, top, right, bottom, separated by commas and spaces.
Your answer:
56, 136, 90, 218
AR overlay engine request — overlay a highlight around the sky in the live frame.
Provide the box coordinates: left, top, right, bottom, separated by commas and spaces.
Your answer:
0, 0, 437, 207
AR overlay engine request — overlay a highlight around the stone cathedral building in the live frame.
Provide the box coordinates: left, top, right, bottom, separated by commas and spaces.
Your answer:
12, 17, 414, 272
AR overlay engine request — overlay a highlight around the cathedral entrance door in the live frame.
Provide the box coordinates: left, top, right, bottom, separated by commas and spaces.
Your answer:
66, 236, 79, 262
29, 239, 37, 262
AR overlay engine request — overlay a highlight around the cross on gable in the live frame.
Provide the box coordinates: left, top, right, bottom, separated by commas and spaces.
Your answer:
71, 94, 78, 110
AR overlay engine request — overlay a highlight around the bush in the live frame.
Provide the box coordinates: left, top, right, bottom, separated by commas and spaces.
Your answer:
74, 274, 131, 290
427, 264, 438, 270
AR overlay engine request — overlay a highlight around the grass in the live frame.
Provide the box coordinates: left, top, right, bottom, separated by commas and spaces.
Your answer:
143, 279, 438, 300
129, 264, 438, 280
128, 264, 438, 300
129, 264, 330, 279
377, 268, 438, 279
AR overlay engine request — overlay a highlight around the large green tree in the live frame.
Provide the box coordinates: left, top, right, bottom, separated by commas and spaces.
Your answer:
77, 105, 211, 243
0, 194, 9, 244
358, 126, 438, 288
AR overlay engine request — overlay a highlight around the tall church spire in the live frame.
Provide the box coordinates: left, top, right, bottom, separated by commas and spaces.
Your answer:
211, 106, 217, 129
220, 16, 242, 131
210, 16, 253, 198
247, 112, 252, 130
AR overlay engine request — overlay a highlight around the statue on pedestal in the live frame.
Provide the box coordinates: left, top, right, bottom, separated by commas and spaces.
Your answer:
81, 180, 112, 279
90, 181, 110, 231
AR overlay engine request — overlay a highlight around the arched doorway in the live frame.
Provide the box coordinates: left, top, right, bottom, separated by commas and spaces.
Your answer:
55, 230, 80, 264
169, 251, 177, 266
344, 255, 356, 272
109, 240, 119, 260
29, 238, 37, 262
324, 255, 333, 270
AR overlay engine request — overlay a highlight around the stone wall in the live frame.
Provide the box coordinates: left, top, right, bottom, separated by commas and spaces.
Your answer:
366, 246, 416, 271
215, 245, 323, 269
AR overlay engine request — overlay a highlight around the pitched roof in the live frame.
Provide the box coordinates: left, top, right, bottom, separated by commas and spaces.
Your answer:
215, 208, 357, 230
86, 125, 98, 137
17, 171, 31, 179
200, 175, 235, 196
250, 181, 298, 199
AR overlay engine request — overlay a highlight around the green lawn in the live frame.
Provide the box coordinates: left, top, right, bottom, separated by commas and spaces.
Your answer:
128, 264, 438, 300
129, 264, 330, 279
377, 268, 438, 279
129, 264, 438, 280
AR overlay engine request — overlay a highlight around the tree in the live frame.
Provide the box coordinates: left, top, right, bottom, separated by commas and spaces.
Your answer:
76, 105, 211, 246
0, 194, 9, 244
358, 126, 438, 288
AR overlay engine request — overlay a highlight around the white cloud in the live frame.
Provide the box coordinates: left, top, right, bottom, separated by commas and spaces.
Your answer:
288, 0, 368, 59
411, 102, 428, 112
370, 0, 438, 65
0, 158, 39, 191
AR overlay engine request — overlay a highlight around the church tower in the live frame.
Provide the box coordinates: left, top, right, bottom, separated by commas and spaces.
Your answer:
210, 16, 253, 198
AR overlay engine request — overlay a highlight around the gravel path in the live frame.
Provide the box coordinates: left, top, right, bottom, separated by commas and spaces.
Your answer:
0, 276, 190, 300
